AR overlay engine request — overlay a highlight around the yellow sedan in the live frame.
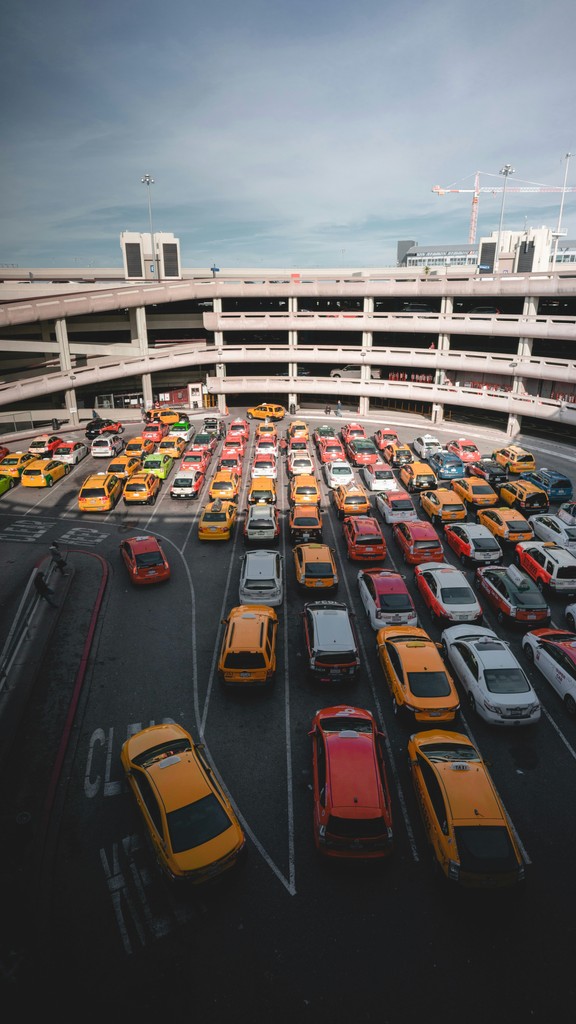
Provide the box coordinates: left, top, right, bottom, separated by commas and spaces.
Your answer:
21, 458, 70, 487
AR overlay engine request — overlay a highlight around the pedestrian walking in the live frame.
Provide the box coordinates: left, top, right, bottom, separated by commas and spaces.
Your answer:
336, 400, 342, 417
34, 571, 58, 608
49, 541, 68, 576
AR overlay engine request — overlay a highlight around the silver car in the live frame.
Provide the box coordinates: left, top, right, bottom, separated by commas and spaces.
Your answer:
239, 549, 284, 607
323, 460, 354, 489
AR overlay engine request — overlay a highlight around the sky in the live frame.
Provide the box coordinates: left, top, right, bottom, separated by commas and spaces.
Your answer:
2, 0, 576, 270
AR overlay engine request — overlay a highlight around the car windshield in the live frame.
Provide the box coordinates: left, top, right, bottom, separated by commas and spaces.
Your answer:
125, 483, 146, 492
24, 469, 42, 476
564, 527, 576, 540
483, 668, 531, 693
391, 500, 413, 511
212, 481, 232, 491
525, 494, 547, 506
422, 743, 479, 762
473, 537, 501, 551
345, 496, 365, 506
297, 487, 316, 496
203, 512, 227, 522
439, 586, 476, 605
145, 460, 162, 468
135, 551, 163, 568
454, 826, 519, 874
374, 470, 393, 479
168, 793, 232, 853
225, 651, 265, 668
473, 485, 495, 495
507, 520, 530, 533
320, 717, 372, 733
378, 593, 412, 611
254, 490, 273, 501
294, 516, 319, 526
407, 670, 452, 696
303, 563, 333, 579
414, 540, 439, 550
332, 467, 351, 476
81, 487, 106, 497
355, 535, 381, 546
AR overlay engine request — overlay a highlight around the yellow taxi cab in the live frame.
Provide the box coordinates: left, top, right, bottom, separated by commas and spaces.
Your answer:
157, 434, 187, 459
209, 469, 241, 503
122, 471, 161, 506
289, 473, 321, 507
198, 498, 238, 540
497, 478, 549, 515
376, 625, 460, 722
21, 458, 70, 487
147, 407, 181, 425
246, 403, 286, 421
492, 444, 536, 474
382, 442, 413, 467
331, 482, 371, 519
247, 476, 278, 506
218, 605, 278, 686
450, 476, 499, 510
293, 543, 339, 591
408, 730, 525, 888
399, 460, 437, 492
106, 455, 142, 479
120, 722, 245, 884
287, 419, 309, 441
124, 435, 156, 459
419, 488, 467, 524
477, 506, 535, 545
78, 472, 123, 511
0, 451, 36, 479
256, 421, 278, 439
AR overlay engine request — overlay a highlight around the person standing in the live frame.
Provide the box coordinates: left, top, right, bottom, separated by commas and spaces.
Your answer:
336, 400, 342, 417
49, 541, 68, 576
34, 571, 58, 607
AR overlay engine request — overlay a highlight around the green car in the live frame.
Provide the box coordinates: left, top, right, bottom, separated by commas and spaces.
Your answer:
142, 453, 174, 480
0, 474, 15, 497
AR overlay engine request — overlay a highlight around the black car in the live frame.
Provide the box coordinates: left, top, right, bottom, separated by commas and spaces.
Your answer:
466, 454, 508, 487
85, 417, 124, 440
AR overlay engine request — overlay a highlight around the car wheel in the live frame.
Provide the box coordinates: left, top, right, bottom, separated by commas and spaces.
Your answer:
47, 478, 53, 487
468, 693, 476, 715
460, 553, 467, 567
536, 578, 545, 592
497, 609, 505, 624
564, 694, 576, 716
524, 643, 534, 664
567, 612, 576, 631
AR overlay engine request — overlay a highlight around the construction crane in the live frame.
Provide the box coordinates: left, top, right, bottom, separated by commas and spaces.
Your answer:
432, 171, 576, 244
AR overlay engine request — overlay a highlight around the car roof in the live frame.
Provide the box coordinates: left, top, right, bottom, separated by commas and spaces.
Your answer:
325, 731, 382, 811
364, 570, 407, 594
402, 520, 439, 538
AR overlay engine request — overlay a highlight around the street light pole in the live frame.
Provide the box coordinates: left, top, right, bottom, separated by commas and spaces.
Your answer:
141, 173, 160, 280
552, 152, 573, 269
495, 163, 514, 272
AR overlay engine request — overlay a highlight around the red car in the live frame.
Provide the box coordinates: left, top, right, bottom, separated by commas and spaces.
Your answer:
345, 438, 380, 467
222, 434, 247, 458
373, 428, 400, 451
0, 446, 9, 461
446, 438, 482, 463
28, 433, 64, 457
474, 564, 550, 626
142, 422, 169, 443
227, 418, 250, 440
218, 452, 244, 476
318, 438, 346, 463
342, 515, 387, 562
181, 447, 212, 473
392, 519, 445, 565
341, 422, 367, 446
309, 704, 394, 859
119, 534, 171, 585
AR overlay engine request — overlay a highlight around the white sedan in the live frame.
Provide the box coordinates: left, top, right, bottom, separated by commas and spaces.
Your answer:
323, 460, 354, 489
360, 462, 396, 492
530, 513, 576, 553
566, 602, 576, 630
411, 433, 442, 459
52, 440, 89, 464
522, 628, 576, 716
442, 624, 541, 726
357, 568, 418, 629
375, 489, 418, 524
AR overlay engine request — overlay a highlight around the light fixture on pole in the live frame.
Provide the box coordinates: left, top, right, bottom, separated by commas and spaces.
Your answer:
552, 152, 573, 268
141, 173, 159, 280
495, 164, 514, 272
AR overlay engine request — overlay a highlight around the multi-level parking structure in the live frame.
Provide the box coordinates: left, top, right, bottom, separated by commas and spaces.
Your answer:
0, 265, 575, 444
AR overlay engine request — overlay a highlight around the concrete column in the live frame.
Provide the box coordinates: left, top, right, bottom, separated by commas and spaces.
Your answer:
129, 307, 153, 409
64, 387, 79, 426
507, 412, 521, 437
55, 318, 72, 374
431, 403, 444, 425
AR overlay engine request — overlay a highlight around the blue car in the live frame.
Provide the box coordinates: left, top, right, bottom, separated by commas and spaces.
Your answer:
520, 469, 573, 503
428, 450, 465, 480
